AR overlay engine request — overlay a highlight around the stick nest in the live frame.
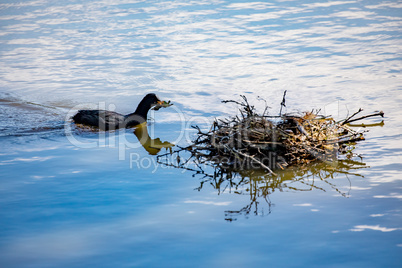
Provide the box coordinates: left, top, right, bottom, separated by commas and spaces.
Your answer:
188, 93, 383, 175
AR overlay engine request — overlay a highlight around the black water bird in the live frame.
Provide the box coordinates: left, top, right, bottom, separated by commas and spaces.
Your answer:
72, 93, 167, 130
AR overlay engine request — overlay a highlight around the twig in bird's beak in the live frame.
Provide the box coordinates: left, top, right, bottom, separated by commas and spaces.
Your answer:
152, 100, 173, 110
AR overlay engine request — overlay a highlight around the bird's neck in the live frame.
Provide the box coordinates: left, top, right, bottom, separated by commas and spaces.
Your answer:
136, 98, 153, 118
124, 102, 151, 127
128, 108, 147, 120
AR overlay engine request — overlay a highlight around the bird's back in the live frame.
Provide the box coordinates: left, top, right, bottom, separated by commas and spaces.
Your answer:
72, 110, 125, 130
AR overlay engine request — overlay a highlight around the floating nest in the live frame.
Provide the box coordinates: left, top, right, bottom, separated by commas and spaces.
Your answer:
168, 92, 384, 176
156, 93, 383, 220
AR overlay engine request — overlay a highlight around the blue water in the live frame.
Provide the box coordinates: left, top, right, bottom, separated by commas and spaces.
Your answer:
1, 1, 402, 267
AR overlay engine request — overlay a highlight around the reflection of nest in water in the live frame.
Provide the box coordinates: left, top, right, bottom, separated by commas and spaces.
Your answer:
158, 150, 368, 221
221, 159, 366, 221
157, 93, 383, 221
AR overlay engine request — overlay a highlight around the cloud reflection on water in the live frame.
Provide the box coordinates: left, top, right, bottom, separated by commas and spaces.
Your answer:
350, 224, 401, 232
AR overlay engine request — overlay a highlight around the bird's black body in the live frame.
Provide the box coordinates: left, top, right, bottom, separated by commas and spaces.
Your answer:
72, 93, 162, 130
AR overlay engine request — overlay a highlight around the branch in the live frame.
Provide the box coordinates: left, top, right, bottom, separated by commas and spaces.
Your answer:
231, 147, 277, 176
279, 90, 287, 116
343, 111, 384, 125
341, 108, 363, 125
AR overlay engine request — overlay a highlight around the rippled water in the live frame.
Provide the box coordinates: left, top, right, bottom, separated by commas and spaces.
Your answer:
1, 1, 401, 267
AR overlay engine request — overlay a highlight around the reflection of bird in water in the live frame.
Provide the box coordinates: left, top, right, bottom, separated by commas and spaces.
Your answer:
133, 123, 174, 155
72, 93, 169, 130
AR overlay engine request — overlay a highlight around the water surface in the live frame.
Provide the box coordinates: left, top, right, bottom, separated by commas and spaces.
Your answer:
0, 1, 401, 267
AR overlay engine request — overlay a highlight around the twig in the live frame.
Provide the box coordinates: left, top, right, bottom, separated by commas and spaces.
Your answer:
341, 108, 363, 125
279, 90, 287, 116
230, 147, 277, 176
342, 111, 384, 125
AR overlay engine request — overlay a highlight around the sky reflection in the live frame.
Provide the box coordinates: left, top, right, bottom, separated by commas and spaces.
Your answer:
0, 1, 402, 267
0, 0, 400, 115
